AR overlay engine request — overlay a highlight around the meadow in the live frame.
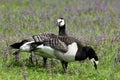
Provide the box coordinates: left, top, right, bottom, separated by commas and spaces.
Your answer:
0, 0, 120, 80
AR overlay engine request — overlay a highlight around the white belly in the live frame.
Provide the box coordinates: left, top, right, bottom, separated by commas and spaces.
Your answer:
55, 42, 78, 62
35, 45, 56, 58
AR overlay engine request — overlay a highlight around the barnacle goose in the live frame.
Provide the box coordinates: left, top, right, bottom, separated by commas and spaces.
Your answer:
19, 33, 99, 72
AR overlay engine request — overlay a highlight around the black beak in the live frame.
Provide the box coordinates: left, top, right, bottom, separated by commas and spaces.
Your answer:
93, 61, 97, 69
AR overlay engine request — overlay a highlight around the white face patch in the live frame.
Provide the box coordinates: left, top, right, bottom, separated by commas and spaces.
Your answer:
20, 41, 34, 51
90, 58, 99, 65
57, 19, 65, 27
95, 61, 99, 65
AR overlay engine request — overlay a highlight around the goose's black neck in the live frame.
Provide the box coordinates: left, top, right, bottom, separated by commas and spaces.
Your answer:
75, 47, 88, 61
75, 54, 87, 61
59, 25, 67, 36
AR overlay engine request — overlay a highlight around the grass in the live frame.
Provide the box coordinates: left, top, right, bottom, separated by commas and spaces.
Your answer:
0, 0, 120, 80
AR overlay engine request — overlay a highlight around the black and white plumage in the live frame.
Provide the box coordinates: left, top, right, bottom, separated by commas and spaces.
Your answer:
10, 18, 99, 72
19, 33, 99, 72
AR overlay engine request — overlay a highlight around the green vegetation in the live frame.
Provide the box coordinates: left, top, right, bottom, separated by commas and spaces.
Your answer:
0, 0, 120, 80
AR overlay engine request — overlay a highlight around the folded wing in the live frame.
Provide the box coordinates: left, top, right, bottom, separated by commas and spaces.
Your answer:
32, 33, 68, 53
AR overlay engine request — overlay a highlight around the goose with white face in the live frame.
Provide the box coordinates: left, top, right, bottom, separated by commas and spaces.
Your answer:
57, 18, 65, 27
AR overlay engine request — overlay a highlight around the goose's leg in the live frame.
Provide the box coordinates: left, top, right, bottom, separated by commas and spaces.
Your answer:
13, 50, 20, 62
29, 52, 35, 65
61, 61, 68, 73
43, 57, 47, 67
